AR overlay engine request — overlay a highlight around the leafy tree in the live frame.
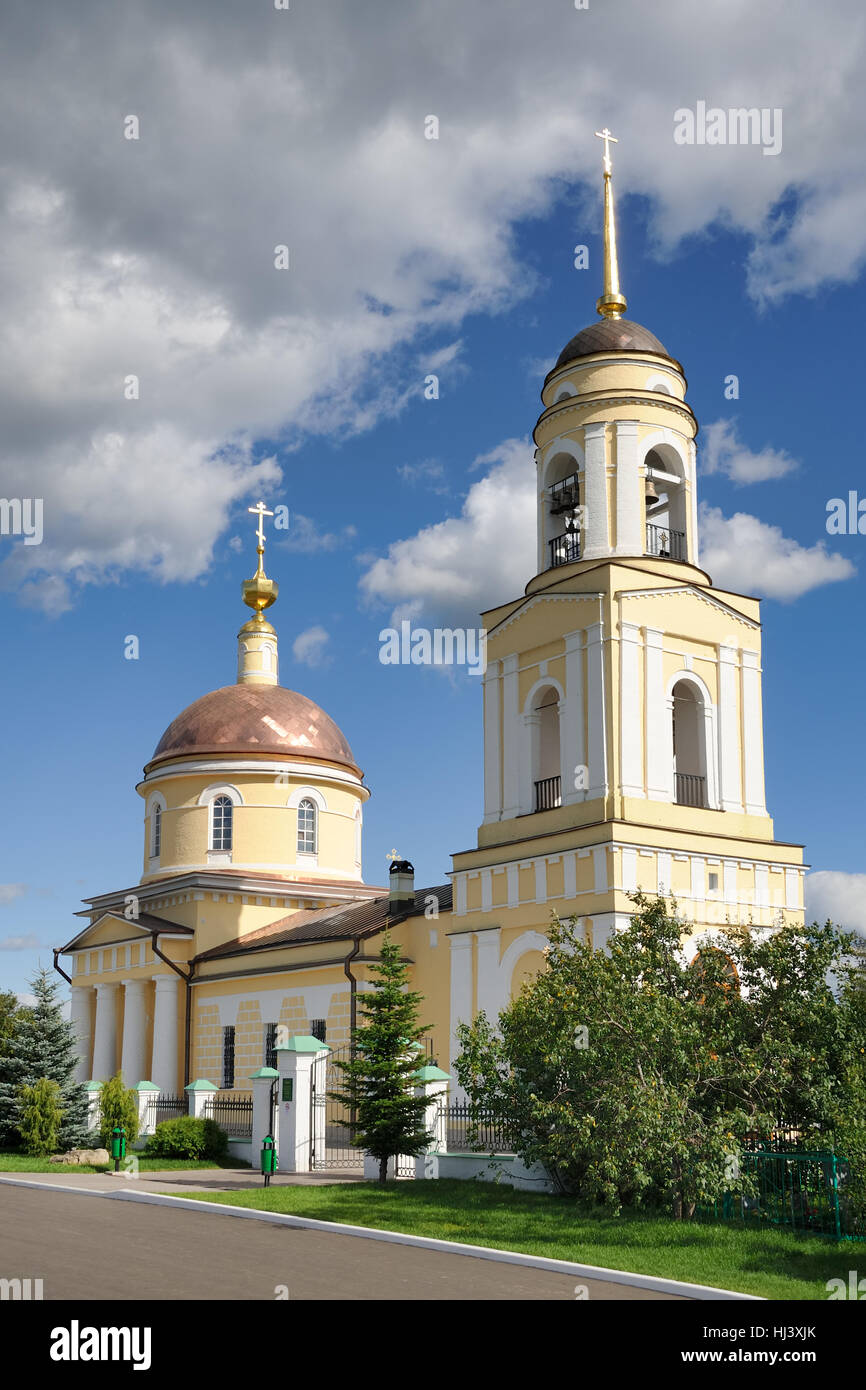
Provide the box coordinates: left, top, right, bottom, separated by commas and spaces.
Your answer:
330, 932, 434, 1184
456, 896, 866, 1219
0, 968, 89, 1149
0, 989, 28, 1057
97, 1072, 139, 1149
17, 1077, 63, 1156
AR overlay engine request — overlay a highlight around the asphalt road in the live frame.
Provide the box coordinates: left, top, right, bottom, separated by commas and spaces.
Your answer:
0, 1184, 685, 1301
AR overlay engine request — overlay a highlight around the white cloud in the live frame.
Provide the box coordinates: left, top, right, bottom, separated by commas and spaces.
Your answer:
0, 934, 40, 951
699, 504, 855, 600
805, 871, 866, 937
397, 459, 449, 494
360, 437, 536, 626
282, 516, 357, 555
701, 419, 798, 485
292, 625, 331, 667
4, 2, 866, 600
0, 884, 27, 905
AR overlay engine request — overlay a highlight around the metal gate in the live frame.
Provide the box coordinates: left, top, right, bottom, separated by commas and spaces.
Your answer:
310, 1044, 364, 1170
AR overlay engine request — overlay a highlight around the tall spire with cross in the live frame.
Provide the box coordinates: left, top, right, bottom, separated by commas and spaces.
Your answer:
594, 127, 627, 321
237, 500, 280, 686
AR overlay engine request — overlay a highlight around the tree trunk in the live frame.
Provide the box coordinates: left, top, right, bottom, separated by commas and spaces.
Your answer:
379, 1155, 388, 1185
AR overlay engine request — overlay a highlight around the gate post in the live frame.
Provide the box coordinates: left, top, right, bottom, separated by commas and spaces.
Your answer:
186, 1078, 218, 1119
413, 1064, 450, 1179
275, 1035, 329, 1173
85, 1081, 103, 1133
250, 1067, 279, 1165
135, 1081, 160, 1138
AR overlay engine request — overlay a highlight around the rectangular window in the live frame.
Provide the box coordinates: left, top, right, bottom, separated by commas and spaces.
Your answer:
310, 1018, 327, 1043
708, 872, 719, 892
222, 1025, 235, 1090
264, 1022, 277, 1070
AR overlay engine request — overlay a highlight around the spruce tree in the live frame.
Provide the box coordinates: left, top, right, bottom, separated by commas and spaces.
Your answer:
0, 967, 89, 1150
330, 932, 434, 1184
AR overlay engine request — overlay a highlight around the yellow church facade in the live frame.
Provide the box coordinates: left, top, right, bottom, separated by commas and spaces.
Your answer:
56, 139, 805, 1123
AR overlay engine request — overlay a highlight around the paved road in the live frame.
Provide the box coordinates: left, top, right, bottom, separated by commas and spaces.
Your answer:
0, 1184, 685, 1301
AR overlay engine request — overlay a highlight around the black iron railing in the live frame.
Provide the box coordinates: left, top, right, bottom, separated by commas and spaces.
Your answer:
442, 1101, 516, 1153
646, 523, 686, 561
146, 1094, 187, 1125
549, 534, 581, 567
676, 772, 707, 808
535, 775, 562, 811
205, 1091, 253, 1138
548, 472, 580, 514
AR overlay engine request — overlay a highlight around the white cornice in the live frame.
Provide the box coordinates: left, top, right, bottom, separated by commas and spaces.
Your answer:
488, 591, 604, 639
618, 585, 759, 629
138, 758, 367, 794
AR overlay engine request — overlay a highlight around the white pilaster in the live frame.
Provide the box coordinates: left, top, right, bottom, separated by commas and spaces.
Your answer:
741, 651, 767, 815
614, 421, 641, 555
586, 621, 608, 799
91, 982, 119, 1082
120, 979, 147, 1085
151, 974, 181, 1094
275, 1040, 327, 1173
645, 628, 673, 801
482, 659, 502, 823
582, 422, 610, 559
619, 621, 643, 796
718, 645, 743, 811
448, 933, 474, 1093
69, 986, 93, 1084
562, 629, 586, 804
593, 847, 608, 895
475, 930, 502, 1021
501, 654, 520, 818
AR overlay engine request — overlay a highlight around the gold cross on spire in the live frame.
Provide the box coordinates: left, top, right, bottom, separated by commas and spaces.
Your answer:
386, 848, 401, 863
248, 500, 275, 550
594, 126, 618, 174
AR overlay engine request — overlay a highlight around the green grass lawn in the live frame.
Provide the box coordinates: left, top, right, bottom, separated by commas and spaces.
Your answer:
0, 1150, 245, 1174
182, 1178, 856, 1300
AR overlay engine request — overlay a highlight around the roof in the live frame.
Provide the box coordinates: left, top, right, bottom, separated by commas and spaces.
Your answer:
59, 911, 193, 954
146, 684, 360, 775
554, 318, 672, 371
194, 883, 453, 962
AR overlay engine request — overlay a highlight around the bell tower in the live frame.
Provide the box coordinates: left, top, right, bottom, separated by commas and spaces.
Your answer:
447, 133, 805, 1063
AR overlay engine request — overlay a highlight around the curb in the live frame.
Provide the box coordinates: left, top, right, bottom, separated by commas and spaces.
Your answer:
0, 1175, 762, 1300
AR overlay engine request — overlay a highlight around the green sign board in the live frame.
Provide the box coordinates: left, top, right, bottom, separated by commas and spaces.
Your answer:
281, 1078, 293, 1103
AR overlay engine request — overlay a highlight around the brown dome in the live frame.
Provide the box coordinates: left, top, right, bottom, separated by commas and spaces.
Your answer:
554, 318, 672, 371
147, 685, 359, 774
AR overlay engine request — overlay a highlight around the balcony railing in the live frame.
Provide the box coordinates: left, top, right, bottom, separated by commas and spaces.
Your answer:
646, 523, 686, 561
534, 775, 562, 811
549, 533, 581, 567
548, 472, 580, 515
675, 772, 707, 808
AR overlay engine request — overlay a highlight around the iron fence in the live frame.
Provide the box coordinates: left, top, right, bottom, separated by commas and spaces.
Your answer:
535, 775, 562, 812
145, 1093, 187, 1126
442, 1101, 516, 1153
698, 1149, 863, 1241
205, 1091, 253, 1138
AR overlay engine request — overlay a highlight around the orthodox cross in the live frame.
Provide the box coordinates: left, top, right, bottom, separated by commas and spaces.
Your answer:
594, 126, 618, 174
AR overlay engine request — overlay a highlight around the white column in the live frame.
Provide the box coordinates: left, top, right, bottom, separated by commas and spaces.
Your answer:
520, 710, 540, 815
581, 422, 610, 559
250, 1069, 279, 1163
586, 621, 608, 799
275, 1039, 327, 1173
475, 929, 502, 1024
619, 621, 643, 796
645, 628, 673, 800
718, 645, 743, 811
482, 659, 502, 823
562, 629, 585, 804
688, 438, 699, 567
448, 933, 473, 1097
741, 650, 767, 815
501, 654, 520, 818
91, 982, 119, 1081
614, 421, 641, 555
120, 979, 147, 1084
151, 974, 181, 1094
414, 1066, 451, 1178
69, 986, 93, 1084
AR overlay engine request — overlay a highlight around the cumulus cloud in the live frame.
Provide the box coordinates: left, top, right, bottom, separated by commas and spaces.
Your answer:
3, 1, 866, 601
360, 437, 536, 625
699, 504, 855, 600
805, 871, 866, 938
701, 419, 798, 485
292, 625, 331, 667
0, 884, 27, 905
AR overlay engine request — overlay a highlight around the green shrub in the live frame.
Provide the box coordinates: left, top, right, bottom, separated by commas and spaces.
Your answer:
17, 1077, 63, 1156
144, 1115, 228, 1160
97, 1072, 139, 1149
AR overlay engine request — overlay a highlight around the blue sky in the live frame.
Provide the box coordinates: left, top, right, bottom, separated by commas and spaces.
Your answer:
2, 1, 866, 997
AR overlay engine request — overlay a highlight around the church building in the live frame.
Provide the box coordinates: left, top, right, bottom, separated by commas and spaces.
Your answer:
56, 135, 806, 1108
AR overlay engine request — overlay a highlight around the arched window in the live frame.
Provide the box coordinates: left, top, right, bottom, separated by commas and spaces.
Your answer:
297, 798, 317, 855
544, 450, 583, 569
672, 680, 707, 808
531, 686, 562, 811
152, 803, 162, 859
211, 795, 233, 851
644, 446, 688, 562
690, 947, 739, 996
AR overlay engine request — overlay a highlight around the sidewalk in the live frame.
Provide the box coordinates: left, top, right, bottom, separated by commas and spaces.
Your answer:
0, 1166, 363, 1195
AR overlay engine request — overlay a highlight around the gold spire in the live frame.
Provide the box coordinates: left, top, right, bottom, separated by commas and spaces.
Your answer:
594, 127, 627, 321
238, 501, 279, 686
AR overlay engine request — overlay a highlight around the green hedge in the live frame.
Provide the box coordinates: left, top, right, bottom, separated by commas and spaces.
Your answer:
144, 1116, 229, 1160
